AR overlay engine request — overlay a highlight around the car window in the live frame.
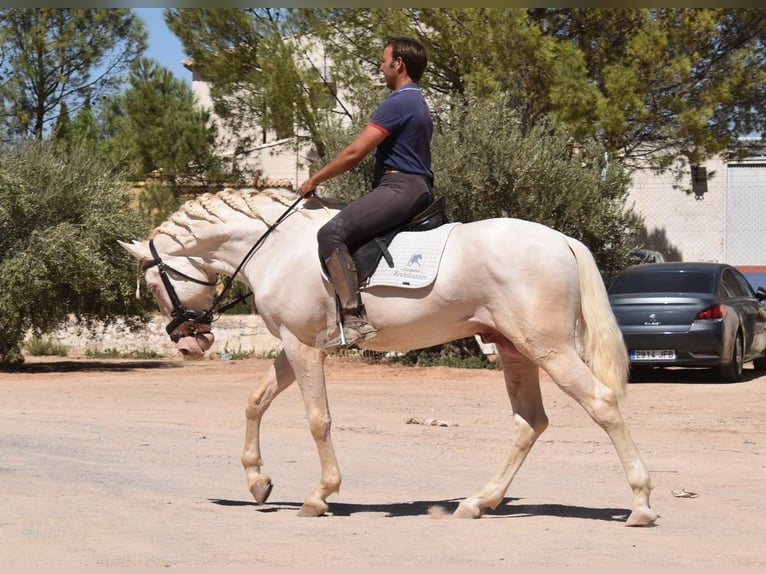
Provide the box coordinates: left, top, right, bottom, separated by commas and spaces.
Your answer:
727, 268, 756, 298
721, 270, 743, 298
609, 270, 715, 294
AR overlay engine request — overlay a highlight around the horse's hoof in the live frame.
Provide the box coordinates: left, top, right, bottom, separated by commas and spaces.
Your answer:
453, 499, 483, 519
250, 476, 273, 505
297, 499, 328, 517
625, 507, 658, 526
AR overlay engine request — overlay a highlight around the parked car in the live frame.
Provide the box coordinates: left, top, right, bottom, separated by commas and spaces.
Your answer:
608, 262, 766, 381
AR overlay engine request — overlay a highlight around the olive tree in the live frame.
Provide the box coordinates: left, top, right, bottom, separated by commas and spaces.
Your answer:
0, 139, 153, 367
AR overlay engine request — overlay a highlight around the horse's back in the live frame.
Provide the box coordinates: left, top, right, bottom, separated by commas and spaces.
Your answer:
441, 218, 579, 290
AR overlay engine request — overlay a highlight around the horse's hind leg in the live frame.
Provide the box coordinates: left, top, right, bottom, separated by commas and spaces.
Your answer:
242, 349, 296, 505
542, 350, 656, 526
455, 355, 548, 518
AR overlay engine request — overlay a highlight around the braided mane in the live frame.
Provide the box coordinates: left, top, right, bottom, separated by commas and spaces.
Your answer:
150, 187, 312, 244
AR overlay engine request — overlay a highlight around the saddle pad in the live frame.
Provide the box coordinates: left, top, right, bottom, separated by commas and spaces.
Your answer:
363, 223, 460, 289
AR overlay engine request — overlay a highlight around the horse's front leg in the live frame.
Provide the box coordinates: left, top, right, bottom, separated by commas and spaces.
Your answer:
242, 349, 296, 505
282, 332, 340, 517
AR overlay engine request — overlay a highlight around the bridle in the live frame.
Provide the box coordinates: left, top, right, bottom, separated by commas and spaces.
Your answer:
143, 240, 218, 341
143, 194, 304, 342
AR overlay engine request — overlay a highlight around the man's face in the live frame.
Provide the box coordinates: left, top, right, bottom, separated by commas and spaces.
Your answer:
380, 45, 398, 90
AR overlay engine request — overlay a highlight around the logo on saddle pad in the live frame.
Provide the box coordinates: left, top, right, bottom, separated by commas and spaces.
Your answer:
406, 253, 423, 269
363, 223, 460, 289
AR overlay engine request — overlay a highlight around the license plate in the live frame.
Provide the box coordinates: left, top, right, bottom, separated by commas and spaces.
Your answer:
631, 349, 676, 360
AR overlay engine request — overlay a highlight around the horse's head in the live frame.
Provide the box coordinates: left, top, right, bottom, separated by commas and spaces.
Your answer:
119, 239, 218, 358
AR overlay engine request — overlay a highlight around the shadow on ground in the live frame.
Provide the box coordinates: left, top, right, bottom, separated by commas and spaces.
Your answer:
209, 497, 630, 522
629, 364, 764, 384
5, 359, 183, 373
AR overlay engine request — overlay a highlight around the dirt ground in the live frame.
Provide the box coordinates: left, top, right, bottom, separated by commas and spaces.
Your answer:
1, 354, 765, 567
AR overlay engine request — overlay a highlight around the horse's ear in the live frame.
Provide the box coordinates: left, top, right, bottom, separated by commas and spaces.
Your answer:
118, 240, 151, 261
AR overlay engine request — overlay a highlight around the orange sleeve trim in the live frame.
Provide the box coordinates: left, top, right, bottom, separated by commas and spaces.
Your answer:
368, 122, 390, 136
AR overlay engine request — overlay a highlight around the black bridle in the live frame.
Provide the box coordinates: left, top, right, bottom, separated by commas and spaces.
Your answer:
143, 240, 218, 341
143, 194, 304, 342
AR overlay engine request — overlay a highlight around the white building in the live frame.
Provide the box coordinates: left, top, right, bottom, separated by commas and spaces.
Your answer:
183, 39, 354, 189
628, 152, 766, 287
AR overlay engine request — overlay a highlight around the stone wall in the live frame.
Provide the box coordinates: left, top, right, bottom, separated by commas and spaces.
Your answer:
40, 314, 282, 358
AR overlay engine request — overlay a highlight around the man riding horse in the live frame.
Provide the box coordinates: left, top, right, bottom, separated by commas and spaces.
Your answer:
298, 36, 434, 351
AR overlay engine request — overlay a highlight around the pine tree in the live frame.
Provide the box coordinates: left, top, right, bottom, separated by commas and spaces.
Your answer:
101, 58, 222, 184
0, 8, 146, 139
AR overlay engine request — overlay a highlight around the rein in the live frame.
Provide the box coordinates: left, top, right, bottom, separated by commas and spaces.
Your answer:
144, 194, 304, 341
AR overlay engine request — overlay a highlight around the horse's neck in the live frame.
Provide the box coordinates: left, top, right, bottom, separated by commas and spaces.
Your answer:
152, 194, 335, 277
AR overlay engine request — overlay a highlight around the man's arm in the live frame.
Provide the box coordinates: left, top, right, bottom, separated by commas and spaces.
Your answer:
299, 124, 387, 197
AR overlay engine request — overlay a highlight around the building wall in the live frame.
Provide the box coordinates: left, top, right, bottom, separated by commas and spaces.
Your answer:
627, 157, 727, 263
628, 155, 766, 289
186, 39, 354, 190
39, 314, 282, 359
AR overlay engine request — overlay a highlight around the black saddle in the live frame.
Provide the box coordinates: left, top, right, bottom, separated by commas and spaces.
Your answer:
350, 196, 449, 284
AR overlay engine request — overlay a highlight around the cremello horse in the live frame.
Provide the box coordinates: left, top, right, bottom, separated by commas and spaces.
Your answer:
119, 187, 657, 526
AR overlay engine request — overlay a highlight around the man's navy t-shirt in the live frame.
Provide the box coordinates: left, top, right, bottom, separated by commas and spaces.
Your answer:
369, 83, 433, 179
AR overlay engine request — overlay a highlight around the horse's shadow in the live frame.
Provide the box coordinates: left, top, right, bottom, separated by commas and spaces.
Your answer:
208, 497, 630, 522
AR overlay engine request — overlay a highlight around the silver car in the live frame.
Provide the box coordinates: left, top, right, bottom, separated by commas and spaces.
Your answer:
608, 262, 766, 381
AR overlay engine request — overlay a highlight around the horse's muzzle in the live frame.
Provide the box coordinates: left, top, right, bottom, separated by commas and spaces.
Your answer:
176, 331, 215, 358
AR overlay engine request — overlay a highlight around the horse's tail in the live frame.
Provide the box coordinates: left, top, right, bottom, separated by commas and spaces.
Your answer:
565, 237, 629, 398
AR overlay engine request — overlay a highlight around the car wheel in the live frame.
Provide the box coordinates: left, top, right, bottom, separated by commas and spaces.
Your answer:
720, 333, 744, 382
753, 354, 766, 370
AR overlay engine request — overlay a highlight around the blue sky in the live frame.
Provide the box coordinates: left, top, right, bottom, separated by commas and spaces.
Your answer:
133, 8, 191, 84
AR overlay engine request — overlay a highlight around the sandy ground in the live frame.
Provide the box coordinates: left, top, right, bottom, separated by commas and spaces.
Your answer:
1, 355, 765, 568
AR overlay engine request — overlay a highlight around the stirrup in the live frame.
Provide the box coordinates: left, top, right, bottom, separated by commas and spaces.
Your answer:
323, 319, 379, 352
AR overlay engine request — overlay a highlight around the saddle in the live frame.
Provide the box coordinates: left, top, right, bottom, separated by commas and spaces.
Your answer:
350, 196, 449, 284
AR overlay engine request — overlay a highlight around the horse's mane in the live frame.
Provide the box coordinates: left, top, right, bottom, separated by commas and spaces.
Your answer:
150, 187, 343, 244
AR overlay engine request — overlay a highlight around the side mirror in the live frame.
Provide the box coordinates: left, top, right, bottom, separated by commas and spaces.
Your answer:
757, 286, 766, 301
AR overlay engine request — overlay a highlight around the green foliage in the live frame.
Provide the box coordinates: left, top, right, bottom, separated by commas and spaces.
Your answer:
299, 8, 766, 175
85, 347, 163, 359
100, 58, 223, 183
386, 349, 497, 370
434, 93, 638, 277
24, 337, 67, 357
136, 182, 183, 231
0, 8, 146, 140
528, 8, 766, 174
165, 8, 342, 164
310, 83, 383, 202
0, 139, 154, 366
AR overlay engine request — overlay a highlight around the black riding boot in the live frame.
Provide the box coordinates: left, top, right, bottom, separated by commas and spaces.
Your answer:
323, 248, 379, 351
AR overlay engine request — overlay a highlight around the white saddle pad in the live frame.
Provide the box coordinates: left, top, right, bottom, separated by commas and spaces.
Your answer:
362, 223, 461, 289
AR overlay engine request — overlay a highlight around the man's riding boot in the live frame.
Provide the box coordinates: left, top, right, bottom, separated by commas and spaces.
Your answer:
323, 248, 379, 351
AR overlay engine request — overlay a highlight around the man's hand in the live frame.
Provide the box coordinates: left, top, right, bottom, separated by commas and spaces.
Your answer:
299, 178, 317, 198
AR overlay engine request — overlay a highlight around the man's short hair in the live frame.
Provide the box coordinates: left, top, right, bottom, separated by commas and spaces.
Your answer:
387, 36, 428, 83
